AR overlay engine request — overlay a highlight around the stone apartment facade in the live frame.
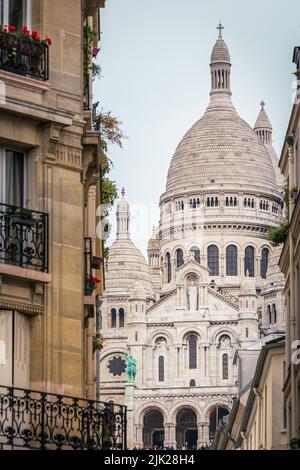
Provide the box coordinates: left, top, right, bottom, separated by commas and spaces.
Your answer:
0, 0, 105, 399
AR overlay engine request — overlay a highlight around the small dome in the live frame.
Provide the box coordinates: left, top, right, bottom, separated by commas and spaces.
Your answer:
131, 281, 146, 299
211, 38, 231, 64
105, 239, 153, 297
254, 102, 272, 130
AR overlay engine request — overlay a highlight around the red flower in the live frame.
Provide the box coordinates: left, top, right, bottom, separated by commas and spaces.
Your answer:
3, 28, 8, 33
91, 275, 101, 284
46, 37, 52, 45
35, 35, 40, 41
22, 26, 29, 33
8, 26, 16, 31
32, 31, 38, 37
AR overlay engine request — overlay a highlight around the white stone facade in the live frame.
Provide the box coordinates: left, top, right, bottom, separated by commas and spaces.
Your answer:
99, 27, 285, 450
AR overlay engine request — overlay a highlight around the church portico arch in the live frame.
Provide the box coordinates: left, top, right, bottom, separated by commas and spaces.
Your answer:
137, 406, 169, 449
175, 407, 199, 450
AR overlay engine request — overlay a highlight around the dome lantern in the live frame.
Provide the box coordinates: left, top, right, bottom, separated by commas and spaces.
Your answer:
210, 22, 232, 97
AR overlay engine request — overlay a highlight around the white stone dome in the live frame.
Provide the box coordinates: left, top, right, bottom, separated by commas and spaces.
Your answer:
166, 103, 279, 196
164, 31, 280, 199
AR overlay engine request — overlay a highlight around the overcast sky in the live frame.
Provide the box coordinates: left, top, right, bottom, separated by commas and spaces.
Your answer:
94, 0, 300, 256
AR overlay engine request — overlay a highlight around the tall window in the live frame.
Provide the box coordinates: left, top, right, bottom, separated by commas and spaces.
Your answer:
226, 245, 237, 276
208, 245, 219, 276
190, 246, 200, 264
188, 335, 197, 369
244, 246, 255, 277
119, 308, 125, 328
111, 309, 116, 328
0, 0, 31, 30
0, 148, 26, 207
166, 253, 172, 283
260, 248, 269, 279
176, 249, 184, 268
272, 304, 277, 324
222, 354, 229, 380
159, 356, 164, 382
267, 305, 272, 325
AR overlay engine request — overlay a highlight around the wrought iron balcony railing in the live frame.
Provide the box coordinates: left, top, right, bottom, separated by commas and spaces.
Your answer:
0, 32, 49, 80
0, 203, 49, 272
0, 385, 127, 450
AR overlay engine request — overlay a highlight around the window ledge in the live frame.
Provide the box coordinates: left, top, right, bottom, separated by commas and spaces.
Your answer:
0, 263, 51, 284
84, 295, 95, 306
0, 69, 50, 94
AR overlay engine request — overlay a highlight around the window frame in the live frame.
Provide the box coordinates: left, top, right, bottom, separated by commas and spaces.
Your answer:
0, 0, 31, 30
244, 246, 255, 277
188, 335, 197, 369
226, 245, 238, 276
0, 146, 27, 207
208, 245, 219, 276
158, 356, 164, 382
222, 353, 229, 380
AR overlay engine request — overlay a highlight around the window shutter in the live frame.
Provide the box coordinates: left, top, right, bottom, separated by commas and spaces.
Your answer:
0, 311, 12, 386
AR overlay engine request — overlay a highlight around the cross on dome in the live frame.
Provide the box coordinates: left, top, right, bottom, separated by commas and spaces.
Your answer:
260, 100, 266, 109
121, 187, 126, 197
217, 21, 224, 39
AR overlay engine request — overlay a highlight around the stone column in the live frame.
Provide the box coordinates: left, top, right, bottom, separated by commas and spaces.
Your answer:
168, 424, 176, 449
124, 383, 136, 449
134, 424, 143, 448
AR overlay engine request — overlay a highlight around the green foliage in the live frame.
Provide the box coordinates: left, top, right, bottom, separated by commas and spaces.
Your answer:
96, 111, 126, 261
267, 183, 289, 247
83, 25, 100, 86
267, 223, 289, 247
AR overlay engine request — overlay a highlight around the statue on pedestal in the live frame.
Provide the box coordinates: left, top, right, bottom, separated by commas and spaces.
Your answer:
125, 353, 137, 383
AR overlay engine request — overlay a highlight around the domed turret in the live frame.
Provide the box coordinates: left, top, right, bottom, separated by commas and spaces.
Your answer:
105, 190, 154, 299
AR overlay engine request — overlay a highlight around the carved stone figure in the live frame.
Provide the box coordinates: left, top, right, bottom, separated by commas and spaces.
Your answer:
187, 280, 198, 311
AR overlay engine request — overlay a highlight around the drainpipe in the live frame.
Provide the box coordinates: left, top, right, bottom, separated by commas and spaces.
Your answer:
95, 296, 102, 403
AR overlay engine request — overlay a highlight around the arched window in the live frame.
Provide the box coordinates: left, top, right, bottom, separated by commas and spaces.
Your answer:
208, 245, 219, 276
176, 249, 184, 268
267, 305, 272, 325
222, 354, 229, 380
190, 379, 196, 387
260, 248, 269, 279
119, 308, 125, 328
188, 335, 197, 369
159, 356, 164, 382
111, 309, 116, 328
190, 246, 200, 264
166, 253, 172, 283
244, 246, 255, 277
272, 304, 277, 324
226, 245, 237, 276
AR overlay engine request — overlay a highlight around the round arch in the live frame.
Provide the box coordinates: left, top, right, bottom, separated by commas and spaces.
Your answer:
134, 402, 170, 426
178, 327, 203, 344
148, 330, 174, 347
211, 327, 238, 346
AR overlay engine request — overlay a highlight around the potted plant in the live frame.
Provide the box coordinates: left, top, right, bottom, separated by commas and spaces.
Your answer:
86, 274, 101, 292
289, 437, 300, 450
11, 208, 35, 227
93, 333, 105, 354
92, 256, 102, 269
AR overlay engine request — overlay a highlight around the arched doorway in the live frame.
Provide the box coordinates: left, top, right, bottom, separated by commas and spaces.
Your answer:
209, 406, 229, 443
176, 408, 198, 450
143, 410, 165, 449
